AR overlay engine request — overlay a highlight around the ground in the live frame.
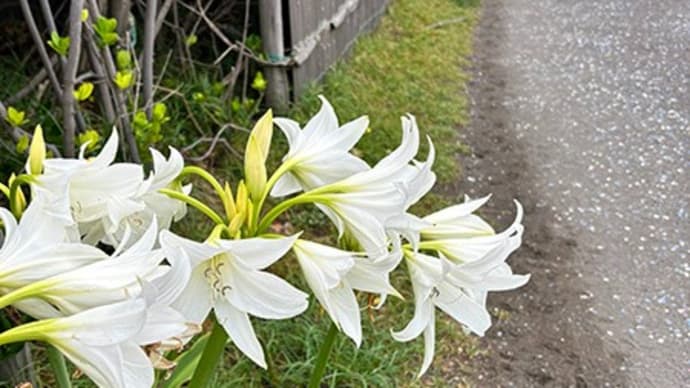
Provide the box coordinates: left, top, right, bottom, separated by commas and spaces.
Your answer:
450, 0, 689, 386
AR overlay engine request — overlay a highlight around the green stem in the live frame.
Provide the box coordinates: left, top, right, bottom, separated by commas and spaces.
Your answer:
256, 192, 323, 233
252, 162, 292, 227
308, 322, 339, 388
0, 282, 47, 310
188, 318, 228, 388
47, 345, 72, 388
0, 319, 53, 346
178, 166, 228, 210
158, 189, 225, 225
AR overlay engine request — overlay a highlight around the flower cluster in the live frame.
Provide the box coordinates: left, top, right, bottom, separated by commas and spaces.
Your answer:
0, 97, 528, 386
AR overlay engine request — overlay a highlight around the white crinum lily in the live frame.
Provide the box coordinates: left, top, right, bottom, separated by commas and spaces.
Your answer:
0, 297, 152, 388
160, 231, 308, 368
1, 219, 164, 318
30, 130, 150, 243
292, 239, 405, 346
393, 200, 529, 377
292, 240, 360, 345
385, 137, 437, 248
421, 194, 494, 240
0, 199, 108, 319
306, 115, 421, 258
104, 147, 189, 247
271, 96, 369, 197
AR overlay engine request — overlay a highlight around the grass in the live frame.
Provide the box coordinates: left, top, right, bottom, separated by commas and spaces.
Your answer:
205, 0, 482, 386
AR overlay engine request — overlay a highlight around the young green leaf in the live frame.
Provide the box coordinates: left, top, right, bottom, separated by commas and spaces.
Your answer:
114, 70, 134, 89
78, 129, 102, 151
15, 134, 29, 153
73, 82, 94, 102
251, 71, 267, 92
6, 107, 28, 127
47, 32, 70, 56
115, 50, 132, 70
93, 16, 119, 46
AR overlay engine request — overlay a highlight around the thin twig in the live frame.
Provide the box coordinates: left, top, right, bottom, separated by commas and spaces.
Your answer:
82, 26, 118, 127
142, 0, 158, 118
61, 0, 85, 157
423, 17, 466, 30
18, 0, 63, 100
7, 63, 52, 104
222, 0, 250, 100
154, 0, 175, 36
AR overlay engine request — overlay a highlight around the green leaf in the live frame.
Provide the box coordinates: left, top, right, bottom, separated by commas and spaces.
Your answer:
133, 111, 151, 133
94, 16, 119, 46
161, 334, 210, 388
185, 34, 198, 47
251, 71, 267, 92
114, 70, 133, 89
81, 9, 89, 22
78, 129, 102, 151
6, 107, 28, 127
152, 103, 169, 123
15, 134, 29, 153
73, 82, 94, 101
116, 50, 132, 70
47, 32, 70, 56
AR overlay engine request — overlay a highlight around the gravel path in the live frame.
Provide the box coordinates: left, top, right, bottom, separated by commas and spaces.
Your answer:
456, 1, 689, 386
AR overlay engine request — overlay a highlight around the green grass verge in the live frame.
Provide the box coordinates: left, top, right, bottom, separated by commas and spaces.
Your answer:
208, 0, 481, 386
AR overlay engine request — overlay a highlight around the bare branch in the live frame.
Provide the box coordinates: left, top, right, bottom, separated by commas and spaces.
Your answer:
18, 0, 64, 100
142, 0, 158, 118
61, 0, 85, 158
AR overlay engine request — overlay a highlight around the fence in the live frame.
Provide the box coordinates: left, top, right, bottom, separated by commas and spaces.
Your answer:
259, 0, 390, 110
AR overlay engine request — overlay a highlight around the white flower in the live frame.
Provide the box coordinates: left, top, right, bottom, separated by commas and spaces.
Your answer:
0, 220, 164, 318
292, 239, 405, 346
307, 115, 421, 257
104, 147, 188, 247
0, 297, 152, 388
271, 96, 369, 197
393, 200, 529, 376
421, 194, 494, 240
31, 130, 149, 242
160, 231, 308, 368
0, 199, 108, 318
292, 240, 360, 344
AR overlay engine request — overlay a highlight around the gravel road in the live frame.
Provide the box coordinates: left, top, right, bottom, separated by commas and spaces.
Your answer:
455, 1, 690, 386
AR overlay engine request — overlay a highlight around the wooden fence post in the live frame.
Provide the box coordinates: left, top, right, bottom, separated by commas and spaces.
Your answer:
259, 0, 290, 113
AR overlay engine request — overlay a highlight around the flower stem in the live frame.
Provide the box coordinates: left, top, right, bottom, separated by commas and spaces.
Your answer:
307, 322, 339, 388
178, 166, 229, 211
188, 318, 228, 388
158, 189, 225, 225
47, 345, 72, 388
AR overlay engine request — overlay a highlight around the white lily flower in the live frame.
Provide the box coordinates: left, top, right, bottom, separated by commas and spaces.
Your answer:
31, 130, 149, 243
292, 239, 361, 345
104, 147, 189, 247
160, 231, 308, 368
0, 297, 152, 388
394, 200, 529, 377
421, 194, 494, 240
271, 96, 369, 197
307, 115, 421, 257
385, 137, 437, 248
0, 220, 164, 318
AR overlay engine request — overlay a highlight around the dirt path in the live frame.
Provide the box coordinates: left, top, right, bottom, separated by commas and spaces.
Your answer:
454, 1, 690, 386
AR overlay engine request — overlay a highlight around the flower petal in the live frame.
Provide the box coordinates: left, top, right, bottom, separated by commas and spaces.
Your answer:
215, 300, 266, 368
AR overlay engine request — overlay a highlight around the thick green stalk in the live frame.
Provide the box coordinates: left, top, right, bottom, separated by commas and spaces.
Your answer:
187, 318, 228, 388
257, 193, 333, 233
158, 189, 225, 225
307, 323, 339, 388
47, 346, 72, 388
